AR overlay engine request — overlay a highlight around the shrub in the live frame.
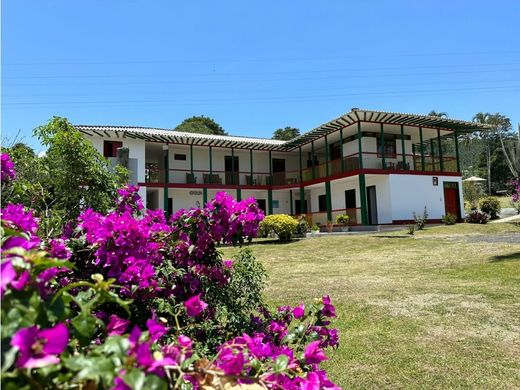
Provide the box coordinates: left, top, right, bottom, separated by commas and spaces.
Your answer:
462, 181, 483, 210
311, 223, 321, 232
479, 196, 501, 219
259, 214, 299, 241
442, 213, 457, 225
1, 155, 340, 389
295, 214, 309, 235
336, 213, 350, 225
465, 210, 489, 224
412, 206, 429, 230
407, 224, 416, 235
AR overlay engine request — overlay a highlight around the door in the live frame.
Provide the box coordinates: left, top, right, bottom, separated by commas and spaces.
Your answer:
225, 156, 239, 185
366, 185, 378, 225
443, 182, 461, 220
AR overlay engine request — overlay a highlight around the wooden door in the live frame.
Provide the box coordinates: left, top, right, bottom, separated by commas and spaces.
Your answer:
443, 182, 461, 220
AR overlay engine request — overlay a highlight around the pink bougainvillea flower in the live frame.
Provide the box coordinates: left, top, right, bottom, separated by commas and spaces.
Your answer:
223, 259, 234, 269
1, 153, 16, 182
184, 294, 208, 317
10, 323, 69, 368
146, 314, 169, 342
293, 303, 305, 319
217, 348, 244, 375
304, 341, 328, 365
177, 335, 192, 349
1, 260, 30, 297
106, 314, 130, 336
321, 295, 336, 318
48, 238, 72, 260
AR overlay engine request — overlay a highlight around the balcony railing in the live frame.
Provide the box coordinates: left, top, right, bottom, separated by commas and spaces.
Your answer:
144, 152, 458, 185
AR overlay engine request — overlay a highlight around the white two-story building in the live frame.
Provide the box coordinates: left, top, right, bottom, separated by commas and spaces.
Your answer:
76, 108, 489, 226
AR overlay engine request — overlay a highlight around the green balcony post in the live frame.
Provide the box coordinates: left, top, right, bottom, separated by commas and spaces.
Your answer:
236, 188, 241, 201
268, 189, 273, 215
163, 144, 169, 217
311, 141, 316, 180
290, 190, 293, 215
203, 187, 208, 205
250, 149, 253, 184
419, 127, 425, 171
454, 131, 461, 173
209, 146, 213, 182
231, 147, 235, 185
430, 139, 435, 171
340, 127, 345, 172
268, 150, 272, 185
299, 146, 303, 183
437, 129, 444, 172
400, 124, 406, 169
380, 123, 386, 169
412, 144, 417, 170
190, 143, 194, 176
299, 186, 305, 214
357, 121, 364, 169
359, 173, 368, 225
325, 181, 332, 222
325, 134, 330, 177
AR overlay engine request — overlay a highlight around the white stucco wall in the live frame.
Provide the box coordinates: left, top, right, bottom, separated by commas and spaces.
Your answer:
388, 174, 464, 221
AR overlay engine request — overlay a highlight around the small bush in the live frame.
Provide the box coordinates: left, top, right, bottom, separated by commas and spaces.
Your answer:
465, 210, 489, 224
295, 214, 309, 235
412, 206, 429, 230
479, 196, 501, 219
336, 214, 350, 225
259, 214, 299, 241
407, 224, 416, 235
311, 223, 320, 232
442, 213, 457, 225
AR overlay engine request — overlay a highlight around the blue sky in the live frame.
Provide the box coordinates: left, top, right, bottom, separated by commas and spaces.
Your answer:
2, 0, 519, 151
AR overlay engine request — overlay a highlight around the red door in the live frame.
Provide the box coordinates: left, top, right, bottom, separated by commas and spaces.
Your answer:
444, 185, 460, 220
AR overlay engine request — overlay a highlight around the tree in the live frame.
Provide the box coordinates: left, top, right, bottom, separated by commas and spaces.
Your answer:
500, 123, 520, 178
428, 110, 448, 118
3, 117, 127, 233
174, 115, 227, 135
272, 126, 300, 141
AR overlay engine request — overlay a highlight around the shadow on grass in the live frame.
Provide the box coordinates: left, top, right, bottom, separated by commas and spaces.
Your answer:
490, 252, 520, 262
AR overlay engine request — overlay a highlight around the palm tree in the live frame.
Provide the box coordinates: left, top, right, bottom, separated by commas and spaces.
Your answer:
428, 110, 448, 118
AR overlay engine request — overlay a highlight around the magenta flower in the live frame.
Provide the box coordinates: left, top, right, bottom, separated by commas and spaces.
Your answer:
146, 315, 169, 342
184, 294, 208, 317
106, 314, 130, 336
304, 341, 328, 365
1, 153, 16, 182
293, 303, 305, 319
1, 260, 30, 297
48, 238, 72, 260
1, 204, 39, 234
10, 323, 69, 368
322, 295, 336, 318
217, 348, 244, 375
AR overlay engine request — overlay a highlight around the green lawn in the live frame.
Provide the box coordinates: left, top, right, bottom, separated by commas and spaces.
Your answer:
222, 223, 520, 389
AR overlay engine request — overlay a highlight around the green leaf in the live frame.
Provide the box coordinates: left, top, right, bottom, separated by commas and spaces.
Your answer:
123, 368, 146, 390
64, 355, 115, 386
143, 375, 168, 390
71, 312, 102, 342
273, 354, 289, 373
1, 347, 18, 373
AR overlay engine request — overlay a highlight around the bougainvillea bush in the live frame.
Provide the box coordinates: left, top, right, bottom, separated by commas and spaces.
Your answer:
1, 153, 340, 389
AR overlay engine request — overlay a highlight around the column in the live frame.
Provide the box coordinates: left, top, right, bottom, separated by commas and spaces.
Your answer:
203, 187, 208, 205
419, 127, 425, 171
325, 181, 332, 222
357, 121, 364, 169
311, 141, 316, 180
325, 134, 330, 177
249, 149, 253, 185
231, 147, 235, 185
299, 186, 305, 214
190, 143, 194, 178
358, 173, 368, 225
299, 146, 303, 183
340, 127, 345, 172
400, 124, 406, 169
236, 188, 241, 201
209, 146, 213, 183
267, 189, 273, 215
163, 144, 169, 216
268, 150, 272, 185
380, 123, 386, 169
437, 129, 444, 172
454, 131, 461, 173
290, 190, 294, 215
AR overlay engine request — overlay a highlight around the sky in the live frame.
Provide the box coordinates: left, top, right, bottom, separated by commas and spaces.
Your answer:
2, 0, 520, 152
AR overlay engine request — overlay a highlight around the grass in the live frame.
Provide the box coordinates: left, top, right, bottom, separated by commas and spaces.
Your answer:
497, 195, 514, 209
222, 223, 520, 389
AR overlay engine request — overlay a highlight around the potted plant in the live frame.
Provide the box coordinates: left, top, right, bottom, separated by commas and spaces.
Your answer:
326, 220, 334, 233
336, 214, 350, 232
311, 223, 321, 235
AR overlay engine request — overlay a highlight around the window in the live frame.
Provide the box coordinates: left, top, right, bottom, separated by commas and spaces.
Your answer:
174, 154, 187, 161
318, 194, 327, 212
103, 141, 123, 158
377, 135, 396, 157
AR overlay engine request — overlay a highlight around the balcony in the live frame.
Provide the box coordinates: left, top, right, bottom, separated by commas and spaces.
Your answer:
143, 152, 458, 186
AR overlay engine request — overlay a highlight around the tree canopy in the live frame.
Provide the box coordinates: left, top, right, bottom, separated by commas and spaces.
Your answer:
2, 117, 127, 233
173, 115, 227, 135
272, 126, 300, 141
427, 110, 448, 118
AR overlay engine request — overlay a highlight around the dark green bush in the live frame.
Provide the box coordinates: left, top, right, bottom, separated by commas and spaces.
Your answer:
465, 210, 489, 224
442, 213, 457, 225
479, 196, 501, 219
